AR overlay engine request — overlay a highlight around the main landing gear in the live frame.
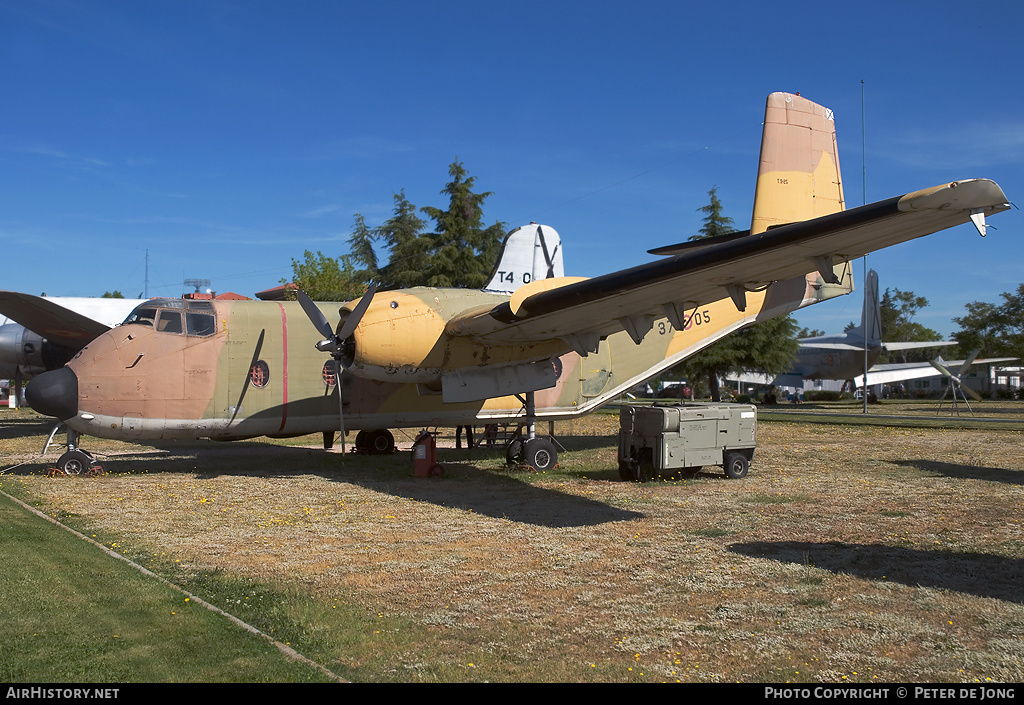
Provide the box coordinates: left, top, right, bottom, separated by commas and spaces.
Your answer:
504, 391, 560, 472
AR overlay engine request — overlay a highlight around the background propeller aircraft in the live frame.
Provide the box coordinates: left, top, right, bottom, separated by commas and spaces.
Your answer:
25, 92, 1011, 475
0, 293, 145, 404
731, 268, 988, 392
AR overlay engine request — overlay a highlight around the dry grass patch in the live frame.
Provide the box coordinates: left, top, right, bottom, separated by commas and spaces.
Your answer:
3, 408, 1024, 682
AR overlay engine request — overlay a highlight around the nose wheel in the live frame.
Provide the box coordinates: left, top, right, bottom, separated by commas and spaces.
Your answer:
56, 448, 97, 475
44, 426, 100, 475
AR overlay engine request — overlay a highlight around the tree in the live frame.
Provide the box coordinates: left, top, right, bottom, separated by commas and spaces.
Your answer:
346, 213, 379, 284
878, 288, 942, 363
285, 159, 505, 297
102, 291, 125, 298
419, 159, 506, 289
953, 284, 1024, 359
671, 187, 798, 401
692, 186, 735, 241
374, 190, 430, 290
284, 250, 365, 302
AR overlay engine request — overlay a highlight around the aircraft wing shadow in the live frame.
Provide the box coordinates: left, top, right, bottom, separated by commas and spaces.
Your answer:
21, 440, 644, 529
729, 540, 1024, 604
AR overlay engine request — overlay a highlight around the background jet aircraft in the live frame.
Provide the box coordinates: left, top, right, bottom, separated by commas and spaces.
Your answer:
0, 294, 144, 403
25, 92, 1011, 475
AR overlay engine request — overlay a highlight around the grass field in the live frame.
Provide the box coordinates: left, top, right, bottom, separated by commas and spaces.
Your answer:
2, 403, 1023, 682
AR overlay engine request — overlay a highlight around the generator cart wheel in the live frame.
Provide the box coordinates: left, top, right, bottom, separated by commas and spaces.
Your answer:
635, 449, 656, 483
618, 460, 633, 481
723, 452, 749, 480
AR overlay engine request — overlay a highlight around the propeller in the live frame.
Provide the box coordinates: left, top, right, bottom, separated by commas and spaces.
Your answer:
930, 349, 983, 402
296, 284, 378, 453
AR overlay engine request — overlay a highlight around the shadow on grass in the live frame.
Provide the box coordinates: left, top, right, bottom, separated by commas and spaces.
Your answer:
891, 458, 1024, 486
11, 435, 645, 529
729, 540, 1024, 604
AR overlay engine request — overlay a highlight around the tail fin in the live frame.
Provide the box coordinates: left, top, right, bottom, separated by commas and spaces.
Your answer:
849, 268, 882, 346
484, 223, 563, 293
750, 92, 845, 235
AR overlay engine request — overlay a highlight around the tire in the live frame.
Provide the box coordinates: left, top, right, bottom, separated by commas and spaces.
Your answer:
635, 449, 655, 483
57, 449, 93, 475
724, 452, 749, 479
522, 437, 557, 472
366, 429, 395, 455
505, 438, 524, 465
618, 460, 634, 482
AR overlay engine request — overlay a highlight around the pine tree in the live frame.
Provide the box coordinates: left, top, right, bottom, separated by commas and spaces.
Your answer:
672, 187, 798, 401
419, 159, 506, 289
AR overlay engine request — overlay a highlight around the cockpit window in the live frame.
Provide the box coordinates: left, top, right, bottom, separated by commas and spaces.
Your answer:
123, 306, 157, 327
122, 300, 217, 336
186, 312, 216, 337
157, 310, 183, 334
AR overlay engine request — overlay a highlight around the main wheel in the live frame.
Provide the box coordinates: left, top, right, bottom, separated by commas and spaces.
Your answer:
723, 452, 749, 479
366, 429, 395, 455
505, 438, 524, 466
522, 437, 557, 472
57, 449, 94, 475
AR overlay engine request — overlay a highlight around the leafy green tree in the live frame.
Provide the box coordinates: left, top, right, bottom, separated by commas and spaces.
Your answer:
102, 291, 125, 298
284, 250, 365, 302
878, 288, 943, 363
953, 284, 1024, 359
671, 187, 798, 401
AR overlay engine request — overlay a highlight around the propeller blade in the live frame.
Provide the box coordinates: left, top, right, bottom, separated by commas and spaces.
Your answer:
929, 357, 952, 377
296, 290, 335, 340
961, 383, 983, 402
959, 348, 981, 377
335, 358, 347, 453
337, 284, 377, 341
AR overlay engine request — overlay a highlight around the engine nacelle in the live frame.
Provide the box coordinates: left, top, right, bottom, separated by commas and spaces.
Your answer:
0, 324, 78, 378
338, 290, 567, 385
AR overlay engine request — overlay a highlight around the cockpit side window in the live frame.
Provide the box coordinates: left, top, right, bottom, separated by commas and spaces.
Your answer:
123, 307, 157, 327
157, 310, 183, 334
186, 312, 216, 337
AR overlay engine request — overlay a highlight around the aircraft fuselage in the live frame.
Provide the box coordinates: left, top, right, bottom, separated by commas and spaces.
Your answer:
33, 271, 848, 443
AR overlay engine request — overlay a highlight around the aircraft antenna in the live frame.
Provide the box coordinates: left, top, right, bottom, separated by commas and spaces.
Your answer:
861, 80, 869, 414
184, 278, 211, 294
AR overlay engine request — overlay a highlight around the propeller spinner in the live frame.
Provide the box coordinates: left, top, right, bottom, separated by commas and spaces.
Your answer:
929, 350, 982, 402
297, 285, 378, 452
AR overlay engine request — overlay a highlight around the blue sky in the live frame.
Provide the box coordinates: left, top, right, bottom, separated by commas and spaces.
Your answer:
2, 0, 1021, 338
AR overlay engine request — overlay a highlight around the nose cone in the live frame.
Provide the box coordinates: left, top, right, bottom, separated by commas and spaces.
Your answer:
26, 366, 79, 421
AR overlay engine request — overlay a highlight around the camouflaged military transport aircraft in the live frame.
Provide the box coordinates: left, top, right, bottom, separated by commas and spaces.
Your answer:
25, 92, 1011, 475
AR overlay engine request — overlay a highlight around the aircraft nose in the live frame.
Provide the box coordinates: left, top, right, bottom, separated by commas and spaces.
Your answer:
26, 366, 79, 421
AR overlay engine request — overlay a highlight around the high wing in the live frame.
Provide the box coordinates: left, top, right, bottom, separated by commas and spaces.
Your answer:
447, 179, 1009, 353
803, 341, 956, 352
0, 291, 118, 347
882, 341, 956, 351
855, 356, 1018, 387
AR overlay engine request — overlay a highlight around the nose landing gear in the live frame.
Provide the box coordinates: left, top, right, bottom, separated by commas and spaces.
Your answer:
44, 425, 102, 475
